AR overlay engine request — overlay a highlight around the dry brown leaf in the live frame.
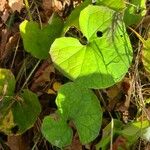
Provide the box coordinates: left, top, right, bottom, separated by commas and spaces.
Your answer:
1, 32, 19, 60
0, 0, 7, 12
65, 133, 82, 150
111, 136, 127, 150
106, 83, 122, 111
0, 28, 11, 58
5, 33, 19, 52
70, 133, 82, 150
30, 61, 55, 93
7, 135, 28, 150
42, 0, 53, 21
8, 0, 24, 12
42, 0, 52, 11
1, 9, 10, 23
52, 0, 63, 12
141, 15, 150, 29
106, 84, 121, 100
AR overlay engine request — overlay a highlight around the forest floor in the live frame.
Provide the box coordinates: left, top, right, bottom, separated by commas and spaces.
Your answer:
0, 0, 150, 150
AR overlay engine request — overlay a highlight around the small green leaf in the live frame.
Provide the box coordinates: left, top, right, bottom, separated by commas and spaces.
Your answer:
42, 116, 73, 148
0, 69, 15, 96
56, 82, 102, 143
97, 0, 125, 11
50, 5, 133, 89
20, 13, 63, 59
0, 89, 41, 134
42, 82, 102, 148
12, 89, 41, 134
124, 0, 146, 26
121, 120, 149, 145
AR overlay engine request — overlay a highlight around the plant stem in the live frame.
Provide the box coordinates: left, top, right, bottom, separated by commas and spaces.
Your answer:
21, 59, 41, 89
24, 0, 33, 21
110, 118, 114, 150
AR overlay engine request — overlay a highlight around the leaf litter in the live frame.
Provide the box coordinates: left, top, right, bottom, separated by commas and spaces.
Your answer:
0, 0, 150, 150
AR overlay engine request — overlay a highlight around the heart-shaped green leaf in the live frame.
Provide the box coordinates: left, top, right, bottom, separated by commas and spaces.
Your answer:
120, 120, 150, 145
124, 0, 146, 26
50, 5, 133, 89
0, 89, 41, 134
12, 89, 41, 134
42, 82, 102, 148
20, 13, 63, 59
42, 116, 73, 148
0, 69, 15, 96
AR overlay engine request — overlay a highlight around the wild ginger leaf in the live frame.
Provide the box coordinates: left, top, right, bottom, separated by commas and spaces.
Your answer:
12, 89, 41, 134
42, 116, 73, 148
50, 5, 133, 89
42, 82, 102, 148
0, 89, 41, 134
20, 13, 63, 59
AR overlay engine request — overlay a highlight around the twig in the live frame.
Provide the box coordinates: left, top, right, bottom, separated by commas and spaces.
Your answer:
21, 60, 41, 89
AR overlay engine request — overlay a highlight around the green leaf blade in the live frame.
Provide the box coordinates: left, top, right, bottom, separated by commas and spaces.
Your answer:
79, 5, 114, 40
50, 5, 133, 89
12, 89, 41, 134
20, 14, 63, 59
42, 82, 102, 147
56, 82, 102, 144
42, 116, 73, 148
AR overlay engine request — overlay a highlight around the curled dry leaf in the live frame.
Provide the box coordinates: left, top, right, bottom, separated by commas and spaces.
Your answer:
8, 0, 24, 12
30, 61, 55, 94
1, 32, 20, 60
